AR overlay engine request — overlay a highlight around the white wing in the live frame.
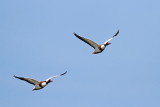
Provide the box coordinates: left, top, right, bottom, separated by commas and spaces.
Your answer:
104, 30, 119, 45
45, 71, 67, 81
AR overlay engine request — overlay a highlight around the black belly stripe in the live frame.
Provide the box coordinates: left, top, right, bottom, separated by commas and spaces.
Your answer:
98, 45, 103, 51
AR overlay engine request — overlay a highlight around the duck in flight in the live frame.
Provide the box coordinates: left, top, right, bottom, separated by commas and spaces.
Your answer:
14, 71, 67, 91
73, 30, 119, 54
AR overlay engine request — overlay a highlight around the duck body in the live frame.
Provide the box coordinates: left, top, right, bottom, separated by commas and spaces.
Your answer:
33, 81, 48, 90
73, 31, 118, 54
93, 44, 106, 54
14, 71, 67, 91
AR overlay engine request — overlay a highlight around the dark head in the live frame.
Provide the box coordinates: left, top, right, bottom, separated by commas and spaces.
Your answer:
46, 79, 53, 84
106, 42, 111, 46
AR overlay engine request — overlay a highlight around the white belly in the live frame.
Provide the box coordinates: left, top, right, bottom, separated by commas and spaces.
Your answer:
41, 82, 47, 87
33, 82, 48, 90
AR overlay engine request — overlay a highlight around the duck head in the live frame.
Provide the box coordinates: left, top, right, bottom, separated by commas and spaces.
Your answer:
46, 79, 53, 84
106, 42, 111, 46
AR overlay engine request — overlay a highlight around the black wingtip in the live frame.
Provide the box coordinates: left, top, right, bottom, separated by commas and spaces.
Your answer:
61, 71, 67, 75
64, 71, 67, 74
113, 30, 119, 37
13, 75, 20, 79
117, 29, 120, 33
117, 30, 119, 33
73, 32, 82, 38
13, 75, 24, 80
73, 32, 78, 36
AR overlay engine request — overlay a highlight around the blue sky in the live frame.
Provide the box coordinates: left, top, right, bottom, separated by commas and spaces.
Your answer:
1, 0, 160, 107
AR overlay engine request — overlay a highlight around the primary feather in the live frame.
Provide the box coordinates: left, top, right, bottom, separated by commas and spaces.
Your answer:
45, 71, 67, 81
14, 75, 39, 85
104, 30, 119, 45
73, 33, 98, 49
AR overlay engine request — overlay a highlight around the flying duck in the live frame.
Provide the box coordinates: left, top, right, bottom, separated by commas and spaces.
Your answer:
14, 71, 67, 91
73, 30, 119, 54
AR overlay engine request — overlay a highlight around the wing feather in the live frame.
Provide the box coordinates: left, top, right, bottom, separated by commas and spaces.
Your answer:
104, 30, 119, 45
46, 71, 67, 81
73, 33, 98, 49
14, 75, 39, 85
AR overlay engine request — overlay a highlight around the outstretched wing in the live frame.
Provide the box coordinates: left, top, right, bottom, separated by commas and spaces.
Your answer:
73, 33, 98, 49
104, 30, 119, 45
46, 71, 67, 81
14, 75, 39, 85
